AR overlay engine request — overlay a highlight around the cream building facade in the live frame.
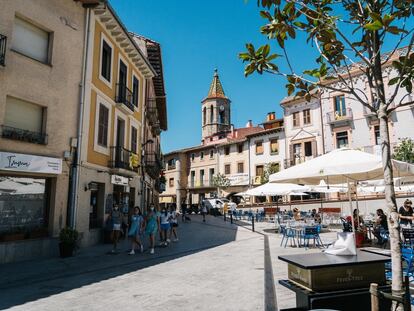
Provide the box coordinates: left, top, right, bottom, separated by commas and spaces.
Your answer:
0, 0, 91, 263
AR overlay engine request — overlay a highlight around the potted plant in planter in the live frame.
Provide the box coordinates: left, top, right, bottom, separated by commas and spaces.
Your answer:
59, 227, 79, 258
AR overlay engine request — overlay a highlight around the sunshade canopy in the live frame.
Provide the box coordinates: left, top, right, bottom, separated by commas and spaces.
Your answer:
245, 183, 310, 196
269, 148, 414, 185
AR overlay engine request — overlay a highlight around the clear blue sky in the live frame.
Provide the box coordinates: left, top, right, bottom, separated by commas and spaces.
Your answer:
109, 0, 411, 153
110, 0, 296, 153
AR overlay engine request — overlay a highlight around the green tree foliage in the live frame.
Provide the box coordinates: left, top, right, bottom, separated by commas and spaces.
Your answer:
393, 138, 414, 163
262, 162, 280, 184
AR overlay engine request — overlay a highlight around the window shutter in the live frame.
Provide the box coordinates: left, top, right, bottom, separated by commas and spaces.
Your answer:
311, 140, 317, 156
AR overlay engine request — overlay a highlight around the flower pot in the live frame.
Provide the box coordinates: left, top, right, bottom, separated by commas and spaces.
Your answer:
59, 242, 74, 258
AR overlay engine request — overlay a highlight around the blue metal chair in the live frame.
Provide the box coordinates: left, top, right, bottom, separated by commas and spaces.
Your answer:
402, 247, 414, 280
301, 226, 324, 249
282, 227, 297, 248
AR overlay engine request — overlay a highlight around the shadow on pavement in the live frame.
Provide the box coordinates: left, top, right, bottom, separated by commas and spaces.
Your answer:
0, 215, 237, 310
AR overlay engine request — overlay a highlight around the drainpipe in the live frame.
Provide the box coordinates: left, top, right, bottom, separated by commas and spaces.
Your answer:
69, 8, 91, 229
318, 95, 326, 154
248, 137, 251, 188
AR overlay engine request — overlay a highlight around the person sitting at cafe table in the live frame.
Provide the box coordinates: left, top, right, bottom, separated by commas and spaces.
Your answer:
311, 208, 322, 224
399, 199, 413, 226
293, 208, 302, 221
346, 209, 364, 230
373, 209, 388, 245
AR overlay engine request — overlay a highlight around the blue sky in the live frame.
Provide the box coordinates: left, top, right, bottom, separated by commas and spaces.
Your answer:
110, 0, 412, 153
110, 0, 294, 153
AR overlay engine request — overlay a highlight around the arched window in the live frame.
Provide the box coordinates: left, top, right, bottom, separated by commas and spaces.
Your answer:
210, 105, 214, 123
203, 107, 206, 125
219, 110, 225, 124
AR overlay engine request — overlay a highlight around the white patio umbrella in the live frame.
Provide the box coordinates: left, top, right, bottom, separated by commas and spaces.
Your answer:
269, 148, 414, 242
245, 183, 310, 196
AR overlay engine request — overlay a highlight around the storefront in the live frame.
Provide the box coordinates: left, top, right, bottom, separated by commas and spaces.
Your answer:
0, 151, 63, 261
111, 174, 134, 214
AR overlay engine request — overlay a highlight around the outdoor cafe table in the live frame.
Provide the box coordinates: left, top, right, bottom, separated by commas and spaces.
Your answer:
278, 250, 391, 310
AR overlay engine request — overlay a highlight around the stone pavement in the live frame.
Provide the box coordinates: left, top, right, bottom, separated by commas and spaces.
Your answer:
0, 215, 267, 311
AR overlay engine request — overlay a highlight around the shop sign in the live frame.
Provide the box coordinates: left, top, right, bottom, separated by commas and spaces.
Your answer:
227, 173, 249, 186
0, 152, 62, 174
111, 174, 129, 186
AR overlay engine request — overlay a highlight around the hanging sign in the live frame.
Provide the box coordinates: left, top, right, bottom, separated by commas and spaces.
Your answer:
111, 174, 129, 186
0, 152, 62, 174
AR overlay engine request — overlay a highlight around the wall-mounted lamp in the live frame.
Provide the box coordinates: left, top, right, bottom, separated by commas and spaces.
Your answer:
85, 182, 98, 191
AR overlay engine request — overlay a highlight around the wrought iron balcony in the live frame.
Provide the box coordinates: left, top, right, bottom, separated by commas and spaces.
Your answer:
326, 108, 353, 125
146, 98, 158, 126
284, 155, 318, 168
0, 34, 6, 66
144, 151, 163, 179
115, 83, 134, 113
109, 146, 139, 173
188, 179, 214, 189
1, 125, 47, 145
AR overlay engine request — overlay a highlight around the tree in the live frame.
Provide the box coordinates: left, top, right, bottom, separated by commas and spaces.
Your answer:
262, 162, 281, 184
393, 138, 414, 163
239, 1, 413, 308
212, 173, 231, 197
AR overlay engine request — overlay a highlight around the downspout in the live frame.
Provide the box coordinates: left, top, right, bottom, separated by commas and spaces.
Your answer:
318, 95, 326, 154
248, 137, 251, 188
70, 7, 91, 228
140, 81, 148, 211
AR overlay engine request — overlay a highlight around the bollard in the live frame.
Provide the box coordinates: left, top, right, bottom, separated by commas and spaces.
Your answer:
370, 283, 379, 311
252, 215, 255, 232
230, 213, 233, 224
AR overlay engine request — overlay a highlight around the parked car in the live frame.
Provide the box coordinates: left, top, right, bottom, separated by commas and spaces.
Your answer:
202, 198, 237, 216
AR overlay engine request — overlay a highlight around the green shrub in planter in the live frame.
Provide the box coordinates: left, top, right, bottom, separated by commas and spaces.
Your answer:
59, 227, 79, 258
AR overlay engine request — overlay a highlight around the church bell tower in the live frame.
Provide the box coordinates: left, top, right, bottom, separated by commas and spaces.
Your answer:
201, 69, 231, 142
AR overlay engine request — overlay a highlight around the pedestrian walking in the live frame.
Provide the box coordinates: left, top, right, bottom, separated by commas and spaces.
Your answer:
181, 201, 187, 222
109, 204, 122, 253
201, 200, 207, 222
145, 205, 160, 254
169, 205, 179, 241
159, 207, 171, 246
128, 206, 144, 255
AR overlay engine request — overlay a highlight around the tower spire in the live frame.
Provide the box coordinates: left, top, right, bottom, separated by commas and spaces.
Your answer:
206, 68, 226, 99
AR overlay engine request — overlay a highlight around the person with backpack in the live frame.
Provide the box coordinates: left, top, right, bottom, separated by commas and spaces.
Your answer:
128, 206, 144, 255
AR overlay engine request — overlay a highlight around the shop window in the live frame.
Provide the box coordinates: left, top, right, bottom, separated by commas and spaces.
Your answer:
237, 162, 244, 173
225, 164, 231, 175
270, 138, 279, 154
224, 146, 230, 155
97, 103, 109, 147
255, 141, 263, 154
12, 16, 51, 64
238, 143, 243, 153
293, 112, 300, 127
336, 131, 349, 148
0, 176, 50, 241
303, 109, 311, 125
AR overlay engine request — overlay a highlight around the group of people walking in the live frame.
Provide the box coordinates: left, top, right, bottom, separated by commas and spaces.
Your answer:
108, 204, 179, 255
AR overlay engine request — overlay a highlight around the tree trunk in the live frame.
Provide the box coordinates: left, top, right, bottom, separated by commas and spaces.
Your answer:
379, 107, 403, 311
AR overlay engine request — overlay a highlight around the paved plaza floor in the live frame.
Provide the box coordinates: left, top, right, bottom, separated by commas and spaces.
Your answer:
0, 215, 338, 311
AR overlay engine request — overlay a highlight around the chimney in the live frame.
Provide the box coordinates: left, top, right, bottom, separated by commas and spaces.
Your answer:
246, 120, 253, 128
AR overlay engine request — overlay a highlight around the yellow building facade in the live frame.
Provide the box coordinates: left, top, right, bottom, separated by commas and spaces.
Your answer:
76, 3, 156, 246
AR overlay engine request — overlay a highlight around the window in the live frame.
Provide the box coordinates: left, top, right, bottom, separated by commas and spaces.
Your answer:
225, 146, 230, 155
167, 158, 176, 170
336, 131, 349, 148
190, 171, 195, 186
101, 39, 112, 82
200, 151, 204, 160
293, 112, 300, 127
191, 153, 195, 161
210, 105, 214, 123
209, 168, 214, 182
210, 150, 214, 158
132, 76, 139, 107
225, 164, 231, 175
237, 162, 244, 174
270, 138, 279, 154
203, 107, 206, 125
303, 109, 311, 125
304, 141, 312, 157
169, 178, 174, 187
255, 141, 263, 154
374, 125, 381, 145
131, 126, 138, 153
293, 143, 301, 157
219, 110, 225, 124
334, 95, 346, 116
200, 170, 205, 185
238, 143, 243, 153
97, 104, 109, 147
256, 165, 264, 177
12, 16, 50, 63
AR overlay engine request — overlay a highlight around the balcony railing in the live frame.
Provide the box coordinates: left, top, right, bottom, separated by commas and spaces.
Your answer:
1, 125, 47, 145
326, 108, 353, 124
189, 179, 214, 188
284, 155, 317, 168
0, 34, 6, 66
115, 83, 134, 112
145, 151, 163, 179
109, 146, 139, 172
